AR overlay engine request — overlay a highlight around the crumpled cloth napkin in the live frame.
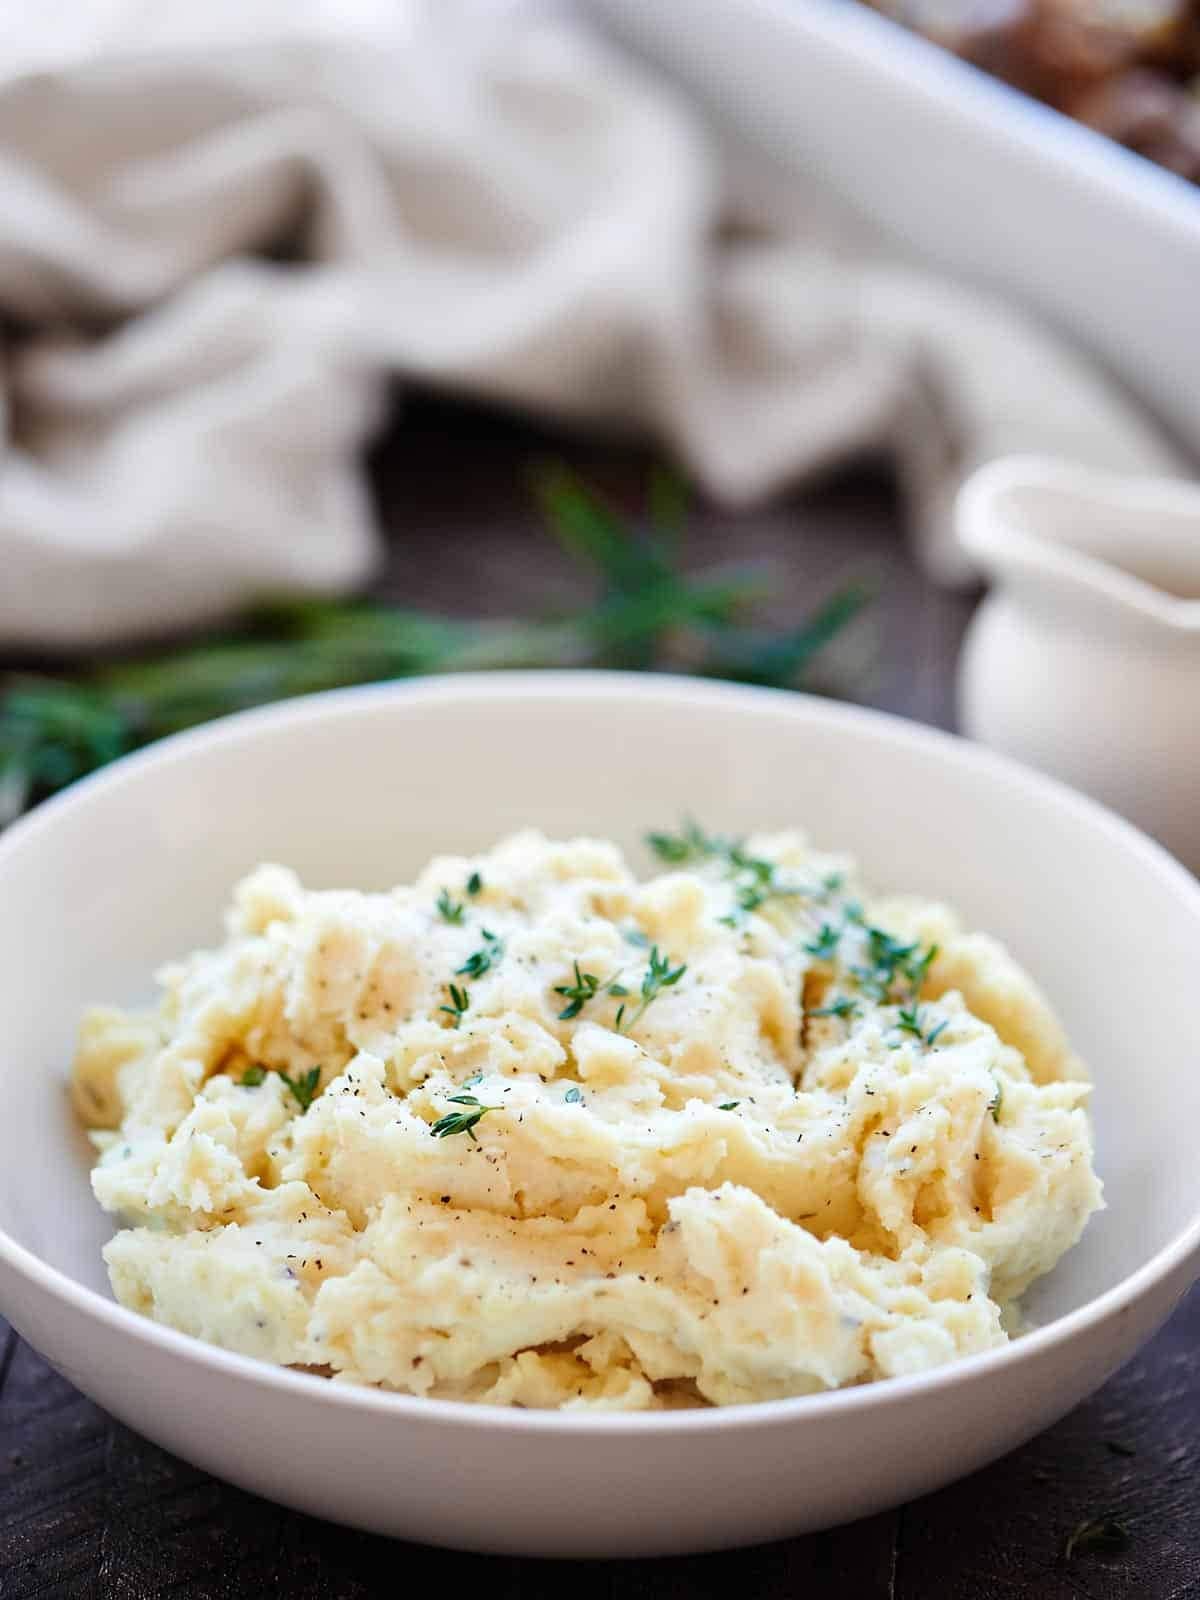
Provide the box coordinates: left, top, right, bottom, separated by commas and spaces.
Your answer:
0, 0, 1182, 646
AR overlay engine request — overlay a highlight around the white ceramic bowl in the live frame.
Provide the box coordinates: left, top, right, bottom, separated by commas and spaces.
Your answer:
1, 673, 1198, 1558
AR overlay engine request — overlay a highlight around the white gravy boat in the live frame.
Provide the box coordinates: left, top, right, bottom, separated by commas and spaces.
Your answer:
957, 457, 1200, 872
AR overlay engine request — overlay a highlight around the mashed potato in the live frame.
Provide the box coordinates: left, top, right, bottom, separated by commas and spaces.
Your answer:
72, 826, 1101, 1409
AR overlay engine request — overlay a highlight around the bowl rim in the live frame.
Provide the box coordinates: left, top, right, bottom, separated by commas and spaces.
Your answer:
2, 669, 1199, 1435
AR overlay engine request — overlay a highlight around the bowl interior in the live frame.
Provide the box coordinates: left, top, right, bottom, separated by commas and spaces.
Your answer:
2, 675, 1198, 1337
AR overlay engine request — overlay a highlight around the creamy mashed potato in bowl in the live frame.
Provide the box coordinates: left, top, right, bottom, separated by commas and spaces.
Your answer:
73, 826, 1101, 1411
0, 674, 1198, 1555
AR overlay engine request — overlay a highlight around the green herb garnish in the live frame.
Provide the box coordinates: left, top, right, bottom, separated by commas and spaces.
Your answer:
430, 1093, 499, 1142
239, 1062, 318, 1110
729, 861, 805, 919
850, 929, 937, 1005
989, 1077, 1004, 1122
1062, 1515, 1130, 1562
564, 1085, 583, 1103
279, 1066, 321, 1113
893, 1005, 947, 1048
804, 923, 841, 961
456, 929, 503, 981
436, 889, 465, 925
808, 996, 858, 1022
719, 1101, 740, 1111
645, 820, 727, 866
466, 872, 483, 897
614, 945, 687, 1033
440, 983, 470, 1028
648, 824, 812, 925
0, 468, 868, 830
553, 962, 627, 1021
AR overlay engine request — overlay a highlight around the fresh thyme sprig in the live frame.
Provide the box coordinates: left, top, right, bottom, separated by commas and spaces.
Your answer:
436, 889, 465, 925
430, 1093, 500, 1142
850, 929, 939, 1005
240, 1063, 320, 1112
280, 1066, 322, 1113
892, 1004, 948, 1049
804, 923, 841, 961
0, 468, 869, 828
456, 929, 503, 981
553, 961, 629, 1021
648, 824, 815, 926
808, 996, 859, 1023
725, 850, 808, 920
615, 945, 687, 1033
440, 983, 470, 1028
645, 820, 730, 866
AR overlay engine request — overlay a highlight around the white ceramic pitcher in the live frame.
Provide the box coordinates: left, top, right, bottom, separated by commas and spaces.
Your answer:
957, 457, 1200, 872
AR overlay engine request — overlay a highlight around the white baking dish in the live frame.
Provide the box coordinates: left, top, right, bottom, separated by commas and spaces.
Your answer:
587, 0, 1200, 460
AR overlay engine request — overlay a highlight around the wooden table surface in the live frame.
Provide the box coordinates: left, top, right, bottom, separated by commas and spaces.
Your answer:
2, 398, 1197, 1598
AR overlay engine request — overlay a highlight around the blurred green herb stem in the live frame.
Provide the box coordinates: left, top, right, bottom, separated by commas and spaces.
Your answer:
0, 466, 869, 826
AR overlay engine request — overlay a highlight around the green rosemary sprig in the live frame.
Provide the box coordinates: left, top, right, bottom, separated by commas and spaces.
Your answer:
1, 468, 869, 828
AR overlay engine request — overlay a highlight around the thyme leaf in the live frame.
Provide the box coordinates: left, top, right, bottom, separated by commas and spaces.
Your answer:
440, 983, 470, 1028
615, 945, 687, 1033
240, 1062, 319, 1111
1062, 1515, 1130, 1562
436, 889, 465, 925
456, 929, 503, 981
807, 996, 858, 1022
279, 1066, 321, 1113
804, 923, 841, 961
430, 1093, 499, 1142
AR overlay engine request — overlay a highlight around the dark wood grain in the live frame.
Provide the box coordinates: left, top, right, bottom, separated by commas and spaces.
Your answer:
1, 395, 1195, 1597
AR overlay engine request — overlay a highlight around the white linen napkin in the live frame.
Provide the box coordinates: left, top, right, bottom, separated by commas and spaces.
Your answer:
0, 0, 1181, 646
